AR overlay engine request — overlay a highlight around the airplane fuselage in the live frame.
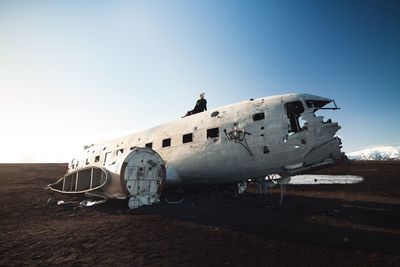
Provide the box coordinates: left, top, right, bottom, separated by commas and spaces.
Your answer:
69, 93, 344, 188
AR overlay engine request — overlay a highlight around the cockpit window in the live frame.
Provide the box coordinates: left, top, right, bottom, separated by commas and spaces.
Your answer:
306, 100, 338, 111
306, 100, 328, 108
285, 101, 304, 133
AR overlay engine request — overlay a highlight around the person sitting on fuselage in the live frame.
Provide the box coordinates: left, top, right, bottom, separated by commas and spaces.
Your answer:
183, 93, 207, 117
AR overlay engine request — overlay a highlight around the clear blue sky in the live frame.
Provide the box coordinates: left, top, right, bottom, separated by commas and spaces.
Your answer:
0, 0, 399, 162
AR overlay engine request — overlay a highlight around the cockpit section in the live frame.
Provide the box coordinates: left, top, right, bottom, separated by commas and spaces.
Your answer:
281, 95, 344, 173
285, 97, 340, 134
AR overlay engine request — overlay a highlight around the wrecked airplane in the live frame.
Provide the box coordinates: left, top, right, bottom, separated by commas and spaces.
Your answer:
47, 93, 362, 208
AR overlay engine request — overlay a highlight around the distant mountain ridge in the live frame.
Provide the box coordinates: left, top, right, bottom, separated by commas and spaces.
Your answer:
347, 145, 400, 161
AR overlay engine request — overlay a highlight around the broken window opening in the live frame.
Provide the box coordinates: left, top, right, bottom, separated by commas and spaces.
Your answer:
306, 100, 339, 111
252, 112, 265, 121
162, 138, 171, 148
145, 143, 153, 148
182, 133, 193, 143
130, 146, 136, 150
116, 149, 124, 156
94, 155, 100, 162
85, 159, 89, 165
207, 128, 219, 139
305, 99, 339, 124
285, 101, 304, 133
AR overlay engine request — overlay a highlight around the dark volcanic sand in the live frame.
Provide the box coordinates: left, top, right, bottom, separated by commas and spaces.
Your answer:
0, 161, 399, 266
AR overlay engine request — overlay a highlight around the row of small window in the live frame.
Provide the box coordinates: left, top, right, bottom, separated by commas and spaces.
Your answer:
88, 127, 220, 164
82, 111, 266, 166
93, 148, 125, 163
148, 112, 264, 149
159, 127, 219, 148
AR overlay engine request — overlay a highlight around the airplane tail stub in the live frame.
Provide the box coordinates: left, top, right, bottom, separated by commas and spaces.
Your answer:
47, 148, 166, 209
120, 148, 166, 209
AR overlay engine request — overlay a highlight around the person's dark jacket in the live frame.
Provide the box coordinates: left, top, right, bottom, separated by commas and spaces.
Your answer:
192, 98, 207, 114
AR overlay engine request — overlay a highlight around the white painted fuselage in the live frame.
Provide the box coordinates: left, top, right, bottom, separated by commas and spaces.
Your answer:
69, 93, 344, 188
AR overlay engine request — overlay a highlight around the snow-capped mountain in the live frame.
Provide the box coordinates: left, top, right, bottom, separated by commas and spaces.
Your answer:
347, 145, 400, 161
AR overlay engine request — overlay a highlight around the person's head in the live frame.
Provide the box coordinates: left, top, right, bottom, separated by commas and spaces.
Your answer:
200, 93, 205, 99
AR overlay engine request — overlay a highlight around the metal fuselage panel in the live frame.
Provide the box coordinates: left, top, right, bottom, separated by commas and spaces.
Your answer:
69, 93, 343, 185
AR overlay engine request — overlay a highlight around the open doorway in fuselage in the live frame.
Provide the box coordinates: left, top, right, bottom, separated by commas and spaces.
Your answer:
285, 101, 305, 134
